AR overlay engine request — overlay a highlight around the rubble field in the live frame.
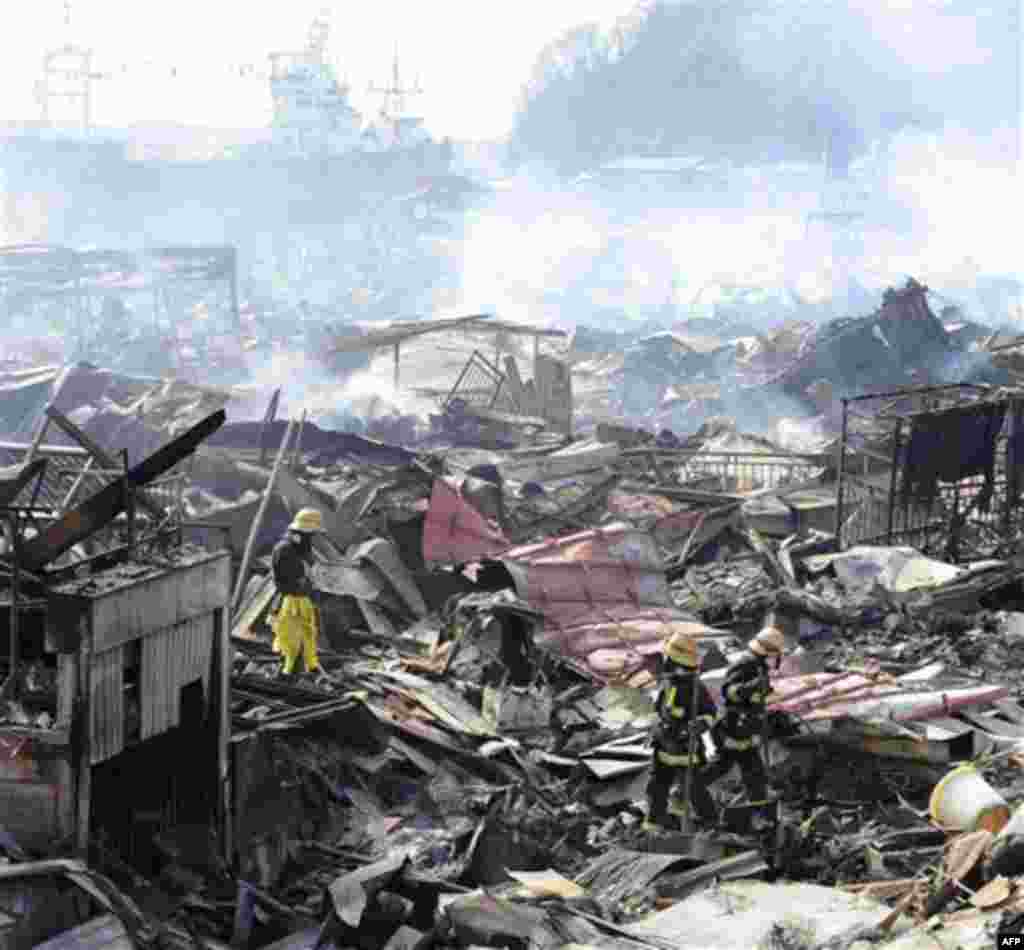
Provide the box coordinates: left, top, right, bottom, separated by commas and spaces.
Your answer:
2, 279, 1024, 949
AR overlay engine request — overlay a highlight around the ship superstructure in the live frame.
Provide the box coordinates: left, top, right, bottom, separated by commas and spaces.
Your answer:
268, 12, 362, 158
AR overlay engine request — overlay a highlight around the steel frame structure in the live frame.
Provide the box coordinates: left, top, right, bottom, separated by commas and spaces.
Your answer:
836, 383, 1023, 560
0, 244, 240, 364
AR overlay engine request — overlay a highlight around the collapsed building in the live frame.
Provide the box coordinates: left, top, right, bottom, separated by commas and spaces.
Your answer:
1, 276, 1024, 948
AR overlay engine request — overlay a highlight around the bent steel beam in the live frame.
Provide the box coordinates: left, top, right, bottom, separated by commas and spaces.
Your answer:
21, 409, 226, 573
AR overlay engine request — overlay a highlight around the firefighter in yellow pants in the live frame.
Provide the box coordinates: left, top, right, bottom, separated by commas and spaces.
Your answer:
272, 593, 321, 674
270, 508, 325, 677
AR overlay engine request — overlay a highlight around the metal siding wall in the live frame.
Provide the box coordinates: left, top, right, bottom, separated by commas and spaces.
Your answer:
144, 631, 158, 739
90, 647, 124, 765
141, 612, 215, 742
161, 626, 174, 733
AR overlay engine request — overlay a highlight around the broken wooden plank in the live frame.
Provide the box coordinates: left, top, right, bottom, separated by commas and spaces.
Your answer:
958, 709, 1024, 738
232, 574, 276, 641
232, 419, 296, 613
259, 388, 281, 466
994, 698, 1024, 725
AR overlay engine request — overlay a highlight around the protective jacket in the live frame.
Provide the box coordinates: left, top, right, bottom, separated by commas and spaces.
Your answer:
271, 538, 314, 596
653, 670, 717, 766
716, 653, 771, 750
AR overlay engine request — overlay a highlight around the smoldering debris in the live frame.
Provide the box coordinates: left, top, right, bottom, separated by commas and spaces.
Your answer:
4, 274, 1024, 949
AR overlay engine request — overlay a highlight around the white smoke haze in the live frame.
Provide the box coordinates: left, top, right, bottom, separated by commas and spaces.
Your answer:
447, 119, 1021, 332
0, 1, 1016, 444
237, 347, 428, 425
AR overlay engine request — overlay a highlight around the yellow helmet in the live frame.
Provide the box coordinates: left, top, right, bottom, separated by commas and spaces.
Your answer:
289, 508, 323, 533
749, 626, 785, 658
664, 630, 699, 668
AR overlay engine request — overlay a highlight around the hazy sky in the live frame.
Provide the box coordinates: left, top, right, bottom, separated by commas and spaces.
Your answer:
0, 0, 637, 138
0, 1, 1016, 142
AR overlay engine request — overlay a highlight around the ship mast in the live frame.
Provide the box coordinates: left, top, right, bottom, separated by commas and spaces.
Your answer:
369, 47, 423, 122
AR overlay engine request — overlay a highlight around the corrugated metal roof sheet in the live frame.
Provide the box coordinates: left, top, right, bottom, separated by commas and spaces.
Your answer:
350, 538, 428, 618
35, 912, 132, 950
499, 523, 712, 682
763, 669, 1009, 723
422, 477, 508, 565
498, 440, 619, 484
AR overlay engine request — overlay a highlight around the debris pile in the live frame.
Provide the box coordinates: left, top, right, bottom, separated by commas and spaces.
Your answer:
3, 277, 1024, 948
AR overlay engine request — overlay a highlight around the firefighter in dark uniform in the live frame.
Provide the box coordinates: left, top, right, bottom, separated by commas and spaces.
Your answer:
644, 630, 718, 832
704, 625, 785, 805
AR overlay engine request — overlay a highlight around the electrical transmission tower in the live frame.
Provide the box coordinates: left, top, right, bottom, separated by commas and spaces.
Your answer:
36, 1, 108, 132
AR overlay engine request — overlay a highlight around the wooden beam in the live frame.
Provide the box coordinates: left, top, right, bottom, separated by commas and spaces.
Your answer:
231, 419, 295, 615
290, 410, 308, 472
258, 389, 281, 467
217, 601, 233, 867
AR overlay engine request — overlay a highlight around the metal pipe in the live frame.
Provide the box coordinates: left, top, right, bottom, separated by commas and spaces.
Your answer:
886, 419, 903, 545
0, 512, 20, 699
834, 398, 849, 552
123, 449, 135, 552
1004, 398, 1021, 537
258, 390, 280, 468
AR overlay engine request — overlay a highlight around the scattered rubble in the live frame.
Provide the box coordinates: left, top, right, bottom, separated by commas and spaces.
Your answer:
2, 278, 1024, 947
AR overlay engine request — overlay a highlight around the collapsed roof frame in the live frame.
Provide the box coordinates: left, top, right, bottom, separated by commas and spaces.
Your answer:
836, 383, 1024, 560
0, 243, 240, 359
331, 312, 567, 388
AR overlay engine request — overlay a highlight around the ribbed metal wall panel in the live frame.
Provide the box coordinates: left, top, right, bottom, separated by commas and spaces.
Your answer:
140, 630, 160, 740
140, 612, 215, 742
90, 646, 124, 765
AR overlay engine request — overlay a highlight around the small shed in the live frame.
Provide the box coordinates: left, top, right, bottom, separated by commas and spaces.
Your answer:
12, 548, 234, 855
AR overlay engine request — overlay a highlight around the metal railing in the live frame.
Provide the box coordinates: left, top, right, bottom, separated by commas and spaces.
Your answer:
620, 449, 829, 493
